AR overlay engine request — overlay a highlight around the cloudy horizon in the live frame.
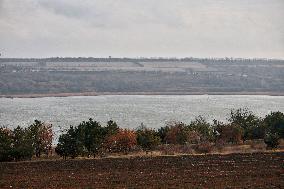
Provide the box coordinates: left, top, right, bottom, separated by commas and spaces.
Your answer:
0, 0, 283, 59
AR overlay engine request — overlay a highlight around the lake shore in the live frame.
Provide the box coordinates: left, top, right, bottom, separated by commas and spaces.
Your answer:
1, 91, 284, 98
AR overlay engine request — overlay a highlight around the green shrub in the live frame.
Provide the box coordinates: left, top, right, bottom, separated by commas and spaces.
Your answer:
264, 133, 280, 149
136, 127, 160, 152
0, 128, 13, 161
12, 126, 34, 161
55, 126, 84, 159
264, 111, 284, 139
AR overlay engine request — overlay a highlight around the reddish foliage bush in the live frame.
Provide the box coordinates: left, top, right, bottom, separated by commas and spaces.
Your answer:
188, 131, 202, 144
104, 129, 137, 153
38, 123, 54, 156
215, 123, 243, 145
164, 122, 189, 145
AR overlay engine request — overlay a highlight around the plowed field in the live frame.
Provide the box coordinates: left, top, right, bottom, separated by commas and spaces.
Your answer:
0, 152, 283, 188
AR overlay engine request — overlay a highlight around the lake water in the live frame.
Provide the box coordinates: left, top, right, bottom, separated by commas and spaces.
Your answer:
1, 95, 284, 140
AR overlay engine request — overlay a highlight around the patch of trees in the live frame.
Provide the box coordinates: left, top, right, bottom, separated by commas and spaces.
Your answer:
1, 109, 284, 161
54, 109, 284, 159
55, 119, 139, 159
0, 120, 53, 161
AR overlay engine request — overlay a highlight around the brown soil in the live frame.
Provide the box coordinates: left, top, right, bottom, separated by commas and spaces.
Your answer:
0, 152, 283, 188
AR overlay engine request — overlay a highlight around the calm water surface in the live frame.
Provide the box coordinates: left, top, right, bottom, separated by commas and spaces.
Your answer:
1, 95, 284, 139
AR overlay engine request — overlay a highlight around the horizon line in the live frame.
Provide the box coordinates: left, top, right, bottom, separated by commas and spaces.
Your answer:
1, 56, 284, 61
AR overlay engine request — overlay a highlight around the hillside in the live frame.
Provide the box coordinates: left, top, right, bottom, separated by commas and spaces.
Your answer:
1, 58, 284, 96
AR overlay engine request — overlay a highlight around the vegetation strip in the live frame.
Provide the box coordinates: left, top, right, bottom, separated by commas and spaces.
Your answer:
1, 108, 283, 161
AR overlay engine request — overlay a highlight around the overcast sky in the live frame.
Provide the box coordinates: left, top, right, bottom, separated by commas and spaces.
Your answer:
0, 0, 283, 58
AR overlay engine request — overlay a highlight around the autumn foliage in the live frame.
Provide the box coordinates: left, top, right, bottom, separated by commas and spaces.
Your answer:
213, 120, 243, 145
29, 120, 53, 157
0, 120, 53, 161
164, 122, 189, 145
1, 109, 284, 161
104, 129, 137, 153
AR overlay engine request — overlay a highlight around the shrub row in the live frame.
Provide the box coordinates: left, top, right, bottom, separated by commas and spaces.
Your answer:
1, 109, 283, 161
55, 108, 284, 158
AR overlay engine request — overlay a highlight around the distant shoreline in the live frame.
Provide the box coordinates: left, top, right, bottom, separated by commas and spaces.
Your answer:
1, 91, 284, 98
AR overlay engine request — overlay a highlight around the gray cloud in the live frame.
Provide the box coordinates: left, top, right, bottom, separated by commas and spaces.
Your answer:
38, 0, 91, 19
37, 0, 187, 28
0, 0, 5, 15
0, 0, 283, 58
